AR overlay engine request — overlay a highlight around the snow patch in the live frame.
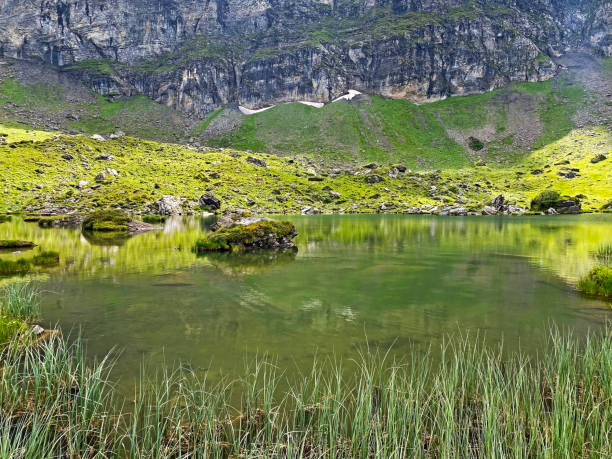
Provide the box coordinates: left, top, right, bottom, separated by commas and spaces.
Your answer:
238, 92, 360, 116
333, 90, 362, 102
239, 105, 275, 115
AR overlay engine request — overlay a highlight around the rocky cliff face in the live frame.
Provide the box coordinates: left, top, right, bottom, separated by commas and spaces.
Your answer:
0, 0, 609, 116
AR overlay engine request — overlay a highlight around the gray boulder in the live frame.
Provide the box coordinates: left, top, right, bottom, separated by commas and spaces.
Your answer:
154, 195, 185, 215
199, 192, 221, 210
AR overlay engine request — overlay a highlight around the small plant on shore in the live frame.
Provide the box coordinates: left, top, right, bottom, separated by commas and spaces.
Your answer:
531, 189, 561, 211
578, 266, 612, 298
0, 240, 36, 249
82, 209, 130, 232
0, 317, 27, 345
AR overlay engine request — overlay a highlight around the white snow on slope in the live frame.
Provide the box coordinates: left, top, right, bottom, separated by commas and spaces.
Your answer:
332, 90, 362, 102
238, 90, 360, 115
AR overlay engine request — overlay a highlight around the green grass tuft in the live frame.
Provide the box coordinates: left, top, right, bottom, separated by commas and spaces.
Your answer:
0, 281, 40, 320
578, 266, 612, 298
82, 210, 130, 232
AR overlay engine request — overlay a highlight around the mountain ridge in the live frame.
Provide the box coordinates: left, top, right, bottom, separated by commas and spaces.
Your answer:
0, 1, 609, 115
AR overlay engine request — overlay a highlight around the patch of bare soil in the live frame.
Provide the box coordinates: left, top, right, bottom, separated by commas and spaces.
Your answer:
445, 91, 543, 164
198, 108, 245, 139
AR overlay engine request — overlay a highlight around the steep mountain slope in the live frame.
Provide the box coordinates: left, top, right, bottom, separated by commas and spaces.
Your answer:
0, 1, 609, 116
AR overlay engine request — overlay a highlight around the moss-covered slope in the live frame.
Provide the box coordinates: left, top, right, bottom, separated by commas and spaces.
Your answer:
0, 123, 609, 215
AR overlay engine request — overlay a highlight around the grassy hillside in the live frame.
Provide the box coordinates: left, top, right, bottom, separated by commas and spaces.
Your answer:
1, 57, 607, 171
0, 73, 193, 143
206, 76, 588, 169
0, 124, 609, 215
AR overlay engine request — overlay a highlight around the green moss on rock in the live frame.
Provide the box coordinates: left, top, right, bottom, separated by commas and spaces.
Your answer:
194, 220, 297, 253
0, 240, 36, 249
82, 210, 130, 232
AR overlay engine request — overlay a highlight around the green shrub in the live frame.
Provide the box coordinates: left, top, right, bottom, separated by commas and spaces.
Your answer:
578, 266, 612, 298
531, 190, 561, 211
0, 240, 36, 249
142, 215, 166, 224
0, 215, 12, 223
468, 136, 484, 151
194, 220, 297, 253
82, 210, 130, 232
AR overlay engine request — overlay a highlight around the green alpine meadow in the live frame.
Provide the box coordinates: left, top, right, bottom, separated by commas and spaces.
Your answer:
0, 0, 610, 456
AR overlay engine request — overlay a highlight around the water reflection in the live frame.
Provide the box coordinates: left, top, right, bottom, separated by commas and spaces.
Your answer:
0, 214, 610, 387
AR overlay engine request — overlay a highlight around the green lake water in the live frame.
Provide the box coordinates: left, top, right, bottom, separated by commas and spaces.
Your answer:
1, 214, 611, 386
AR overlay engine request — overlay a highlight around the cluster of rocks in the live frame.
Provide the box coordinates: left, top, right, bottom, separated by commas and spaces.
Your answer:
545, 199, 582, 214
482, 195, 527, 216
210, 209, 257, 231
150, 191, 222, 216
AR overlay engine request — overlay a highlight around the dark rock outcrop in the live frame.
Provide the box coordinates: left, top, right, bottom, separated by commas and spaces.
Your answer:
199, 192, 221, 210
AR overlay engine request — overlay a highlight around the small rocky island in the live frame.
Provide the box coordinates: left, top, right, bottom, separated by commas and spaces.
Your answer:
82, 210, 162, 233
195, 213, 298, 253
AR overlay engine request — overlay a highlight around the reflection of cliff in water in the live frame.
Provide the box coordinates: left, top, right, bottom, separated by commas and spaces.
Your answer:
202, 250, 297, 277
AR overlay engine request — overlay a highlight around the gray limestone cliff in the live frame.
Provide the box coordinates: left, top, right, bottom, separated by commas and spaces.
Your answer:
0, 0, 609, 116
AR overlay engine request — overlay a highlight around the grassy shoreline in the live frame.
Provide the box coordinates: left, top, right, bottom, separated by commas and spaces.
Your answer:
1, 285, 612, 456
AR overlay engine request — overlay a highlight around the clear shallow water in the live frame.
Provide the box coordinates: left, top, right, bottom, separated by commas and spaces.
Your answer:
1, 214, 611, 386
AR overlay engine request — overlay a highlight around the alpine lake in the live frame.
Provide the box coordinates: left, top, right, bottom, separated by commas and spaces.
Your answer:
1, 214, 611, 391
